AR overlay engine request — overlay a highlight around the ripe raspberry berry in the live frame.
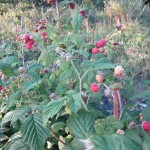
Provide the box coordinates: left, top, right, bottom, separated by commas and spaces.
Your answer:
80, 11, 86, 17
114, 66, 125, 78
27, 39, 35, 45
44, 69, 49, 74
44, 37, 49, 43
142, 121, 150, 132
90, 83, 99, 93
70, 3, 75, 9
22, 34, 30, 42
17, 34, 22, 41
26, 44, 32, 50
113, 47, 117, 51
42, 32, 47, 37
0, 85, 3, 91
96, 74, 104, 83
96, 39, 107, 48
92, 47, 99, 54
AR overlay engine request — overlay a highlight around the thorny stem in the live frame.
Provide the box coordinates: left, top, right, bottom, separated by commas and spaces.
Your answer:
51, 129, 67, 146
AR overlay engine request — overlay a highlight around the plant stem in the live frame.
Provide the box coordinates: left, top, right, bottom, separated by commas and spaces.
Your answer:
70, 60, 88, 111
56, 0, 62, 35
51, 129, 67, 146
21, 16, 25, 67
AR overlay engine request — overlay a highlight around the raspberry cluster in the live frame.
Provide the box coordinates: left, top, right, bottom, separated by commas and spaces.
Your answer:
92, 39, 107, 54
35, 19, 47, 33
17, 34, 35, 50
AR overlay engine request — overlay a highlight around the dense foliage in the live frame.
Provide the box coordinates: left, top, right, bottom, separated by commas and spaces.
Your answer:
0, 0, 150, 150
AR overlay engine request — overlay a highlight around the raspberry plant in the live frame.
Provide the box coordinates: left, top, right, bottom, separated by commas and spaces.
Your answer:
0, 0, 150, 150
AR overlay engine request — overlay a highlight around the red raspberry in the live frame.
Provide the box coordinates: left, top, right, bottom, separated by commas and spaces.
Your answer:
0, 85, 3, 91
80, 11, 86, 17
42, 32, 47, 37
92, 47, 99, 54
26, 44, 32, 50
90, 83, 99, 93
142, 121, 150, 132
35, 28, 39, 32
44, 37, 49, 43
113, 47, 117, 51
44, 69, 49, 74
70, 3, 75, 9
17, 34, 22, 41
27, 39, 35, 45
96, 39, 107, 48
96, 74, 104, 83
22, 34, 30, 42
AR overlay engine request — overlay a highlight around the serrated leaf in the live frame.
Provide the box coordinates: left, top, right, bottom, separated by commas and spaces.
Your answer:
1, 111, 14, 126
68, 110, 95, 139
21, 113, 49, 150
27, 62, 44, 71
67, 93, 82, 113
43, 98, 65, 125
72, 11, 83, 32
125, 130, 141, 144
2, 56, 20, 66
22, 80, 42, 92
90, 134, 141, 150
6, 90, 21, 108
38, 51, 56, 66
77, 50, 90, 58
0, 62, 14, 77
9, 139, 27, 150
11, 106, 30, 123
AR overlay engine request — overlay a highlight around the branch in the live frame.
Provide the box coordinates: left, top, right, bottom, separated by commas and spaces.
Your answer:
51, 129, 67, 146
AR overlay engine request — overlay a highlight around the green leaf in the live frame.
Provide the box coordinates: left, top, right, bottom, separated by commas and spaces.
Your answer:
141, 107, 150, 121
11, 106, 30, 123
131, 90, 150, 100
0, 62, 14, 77
27, 62, 44, 71
142, 137, 150, 150
77, 50, 90, 58
72, 11, 83, 32
9, 139, 27, 150
6, 90, 21, 108
67, 93, 82, 113
1, 111, 14, 126
125, 130, 141, 144
21, 113, 49, 150
68, 110, 95, 139
22, 80, 42, 92
43, 98, 65, 125
2, 56, 20, 66
90, 134, 141, 150
95, 116, 124, 135
51, 122, 66, 133
38, 51, 57, 66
